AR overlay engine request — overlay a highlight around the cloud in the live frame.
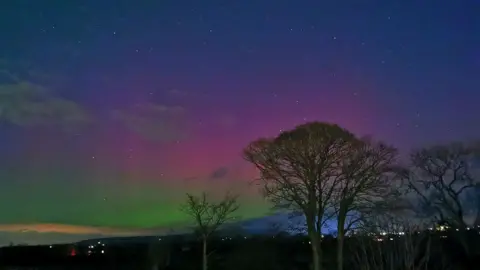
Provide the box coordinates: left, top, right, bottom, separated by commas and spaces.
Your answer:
0, 224, 173, 236
111, 103, 189, 143
0, 223, 183, 246
0, 81, 91, 130
210, 167, 229, 179
0, 231, 101, 247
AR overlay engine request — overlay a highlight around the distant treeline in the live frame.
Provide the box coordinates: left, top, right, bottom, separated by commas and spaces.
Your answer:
1, 230, 480, 270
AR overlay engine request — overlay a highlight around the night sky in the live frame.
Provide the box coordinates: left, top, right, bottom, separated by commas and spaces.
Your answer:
0, 0, 479, 245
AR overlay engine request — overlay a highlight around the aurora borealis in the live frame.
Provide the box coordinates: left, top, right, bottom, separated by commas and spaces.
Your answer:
0, 1, 479, 245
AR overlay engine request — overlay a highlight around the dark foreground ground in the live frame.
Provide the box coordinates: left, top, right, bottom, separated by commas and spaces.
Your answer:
1, 230, 480, 270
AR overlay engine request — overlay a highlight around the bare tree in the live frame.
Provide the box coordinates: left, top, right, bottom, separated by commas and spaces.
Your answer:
243, 122, 357, 270
334, 138, 401, 270
181, 192, 239, 270
406, 142, 480, 228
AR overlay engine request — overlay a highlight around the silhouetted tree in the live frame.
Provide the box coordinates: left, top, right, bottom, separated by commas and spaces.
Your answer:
243, 122, 357, 270
333, 137, 401, 270
404, 142, 480, 257
181, 192, 239, 270
406, 142, 480, 227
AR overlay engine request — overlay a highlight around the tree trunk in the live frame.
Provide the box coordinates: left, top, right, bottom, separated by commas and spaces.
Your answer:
336, 233, 344, 270
202, 237, 208, 270
337, 213, 346, 270
310, 234, 322, 270
307, 217, 322, 270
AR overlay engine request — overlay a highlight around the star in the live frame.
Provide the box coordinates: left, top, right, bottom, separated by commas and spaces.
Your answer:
0, 0, 477, 247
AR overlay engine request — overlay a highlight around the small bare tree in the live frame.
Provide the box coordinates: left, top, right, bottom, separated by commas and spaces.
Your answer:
243, 122, 357, 270
181, 192, 239, 270
334, 138, 401, 270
